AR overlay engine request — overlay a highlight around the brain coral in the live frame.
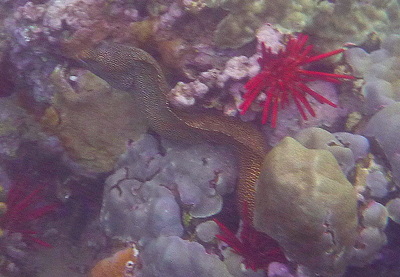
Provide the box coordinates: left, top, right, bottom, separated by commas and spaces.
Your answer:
253, 137, 358, 276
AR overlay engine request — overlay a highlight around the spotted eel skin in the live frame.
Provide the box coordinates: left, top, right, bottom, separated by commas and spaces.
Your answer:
75, 42, 269, 219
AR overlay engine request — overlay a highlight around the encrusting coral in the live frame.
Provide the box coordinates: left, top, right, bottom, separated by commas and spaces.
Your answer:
294, 127, 369, 176
138, 236, 233, 277
345, 34, 400, 114
100, 133, 238, 242
364, 102, 400, 187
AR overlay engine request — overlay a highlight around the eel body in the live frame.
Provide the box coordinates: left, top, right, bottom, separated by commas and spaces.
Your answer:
75, 42, 268, 218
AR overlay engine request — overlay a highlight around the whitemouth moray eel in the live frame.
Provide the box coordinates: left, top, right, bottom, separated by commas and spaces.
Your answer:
74, 42, 269, 218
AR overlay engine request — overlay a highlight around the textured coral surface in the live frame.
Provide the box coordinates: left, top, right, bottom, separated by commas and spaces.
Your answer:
0, 0, 400, 276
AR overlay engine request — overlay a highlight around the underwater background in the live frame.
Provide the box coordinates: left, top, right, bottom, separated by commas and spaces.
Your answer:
0, 0, 400, 276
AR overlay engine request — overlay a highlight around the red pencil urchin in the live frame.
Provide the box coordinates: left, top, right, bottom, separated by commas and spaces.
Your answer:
1, 182, 59, 247
214, 217, 286, 271
239, 34, 355, 128
214, 203, 286, 271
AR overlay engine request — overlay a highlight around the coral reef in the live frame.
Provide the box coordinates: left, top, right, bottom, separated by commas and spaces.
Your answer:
253, 137, 358, 276
42, 66, 147, 173
1, 0, 400, 276
165, 24, 284, 113
168, 24, 348, 137
138, 235, 233, 277
305, 0, 400, 53
0, 96, 45, 158
294, 127, 369, 175
350, 200, 388, 267
290, 128, 389, 269
364, 102, 400, 186
210, 0, 400, 53
195, 220, 219, 243
353, 154, 391, 199
386, 198, 400, 224
210, 0, 300, 48
168, 80, 209, 107
345, 34, 400, 114
213, 12, 262, 49
100, 134, 237, 242
101, 166, 184, 242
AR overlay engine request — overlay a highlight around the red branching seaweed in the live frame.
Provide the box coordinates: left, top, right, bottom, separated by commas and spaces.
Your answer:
239, 34, 355, 127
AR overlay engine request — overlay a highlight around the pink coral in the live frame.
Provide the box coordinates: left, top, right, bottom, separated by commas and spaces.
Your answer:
239, 34, 355, 128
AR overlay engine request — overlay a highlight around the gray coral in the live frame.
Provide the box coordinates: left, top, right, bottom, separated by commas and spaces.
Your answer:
100, 134, 237, 242
138, 236, 233, 277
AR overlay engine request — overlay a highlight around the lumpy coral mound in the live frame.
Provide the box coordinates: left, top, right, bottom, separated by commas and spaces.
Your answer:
240, 34, 355, 127
253, 137, 358, 276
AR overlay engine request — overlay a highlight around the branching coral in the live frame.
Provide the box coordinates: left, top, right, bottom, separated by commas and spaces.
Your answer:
239, 34, 355, 128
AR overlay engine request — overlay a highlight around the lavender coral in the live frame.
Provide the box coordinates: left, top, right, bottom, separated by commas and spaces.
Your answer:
364, 102, 400, 187
100, 134, 237, 242
138, 236, 233, 277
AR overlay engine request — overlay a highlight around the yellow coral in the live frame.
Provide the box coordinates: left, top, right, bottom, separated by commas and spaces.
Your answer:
254, 137, 358, 276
